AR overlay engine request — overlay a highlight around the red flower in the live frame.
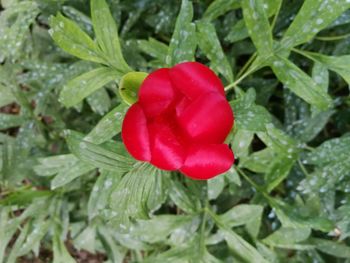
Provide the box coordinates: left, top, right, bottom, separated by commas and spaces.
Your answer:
122, 62, 234, 180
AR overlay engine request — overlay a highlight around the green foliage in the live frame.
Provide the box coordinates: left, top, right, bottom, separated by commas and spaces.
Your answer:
1, 0, 350, 262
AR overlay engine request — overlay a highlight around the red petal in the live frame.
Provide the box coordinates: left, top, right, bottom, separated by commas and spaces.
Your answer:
138, 68, 178, 118
180, 144, 234, 180
177, 92, 234, 144
148, 120, 186, 170
122, 103, 151, 161
169, 62, 225, 99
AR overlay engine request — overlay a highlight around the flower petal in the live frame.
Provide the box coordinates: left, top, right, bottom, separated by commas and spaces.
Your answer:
177, 91, 234, 144
121, 103, 151, 161
169, 62, 225, 99
180, 144, 234, 180
138, 68, 178, 118
148, 120, 186, 170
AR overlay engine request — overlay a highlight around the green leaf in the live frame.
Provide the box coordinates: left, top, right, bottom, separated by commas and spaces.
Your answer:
51, 160, 95, 189
272, 199, 334, 232
97, 226, 125, 263
0, 189, 52, 206
0, 2, 39, 60
263, 227, 311, 248
196, 20, 233, 82
0, 84, 15, 107
66, 131, 134, 172
226, 0, 281, 44
221, 228, 269, 263
86, 88, 111, 115
18, 220, 51, 256
240, 148, 274, 173
60, 67, 121, 107
293, 110, 334, 143
304, 52, 350, 89
231, 129, 254, 158
208, 175, 225, 200
130, 215, 195, 243
261, 125, 300, 191
138, 38, 168, 64
169, 179, 201, 214
223, 167, 241, 186
49, 13, 104, 63
88, 170, 123, 220
304, 136, 350, 166
90, 0, 131, 72
109, 163, 169, 231
74, 226, 96, 253
309, 238, 350, 258
231, 89, 272, 132
220, 204, 263, 228
166, 0, 197, 66
85, 103, 128, 144
53, 233, 76, 263
270, 56, 333, 110
241, 0, 273, 56
119, 72, 148, 105
34, 154, 78, 176
281, 0, 350, 49
0, 113, 24, 129
203, 0, 240, 21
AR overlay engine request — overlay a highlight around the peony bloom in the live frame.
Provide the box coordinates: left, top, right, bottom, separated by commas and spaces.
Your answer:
121, 62, 234, 180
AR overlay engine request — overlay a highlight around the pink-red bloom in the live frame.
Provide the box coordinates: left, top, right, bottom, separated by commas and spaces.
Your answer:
122, 62, 234, 180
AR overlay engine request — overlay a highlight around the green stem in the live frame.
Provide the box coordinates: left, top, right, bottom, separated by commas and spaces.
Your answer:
236, 167, 273, 202
315, 33, 350, 41
224, 64, 258, 92
298, 159, 310, 177
271, 0, 283, 32
291, 48, 319, 63
236, 52, 257, 79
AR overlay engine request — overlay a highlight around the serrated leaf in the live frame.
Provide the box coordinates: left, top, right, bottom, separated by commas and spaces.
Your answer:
281, 0, 350, 49
270, 56, 333, 110
166, 0, 196, 66
119, 71, 148, 105
85, 103, 128, 144
66, 131, 134, 172
196, 20, 233, 82
60, 67, 121, 107
241, 0, 273, 56
90, 0, 131, 72
49, 13, 104, 63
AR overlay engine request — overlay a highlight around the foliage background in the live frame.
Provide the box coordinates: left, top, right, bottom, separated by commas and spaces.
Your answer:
1, 0, 350, 262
